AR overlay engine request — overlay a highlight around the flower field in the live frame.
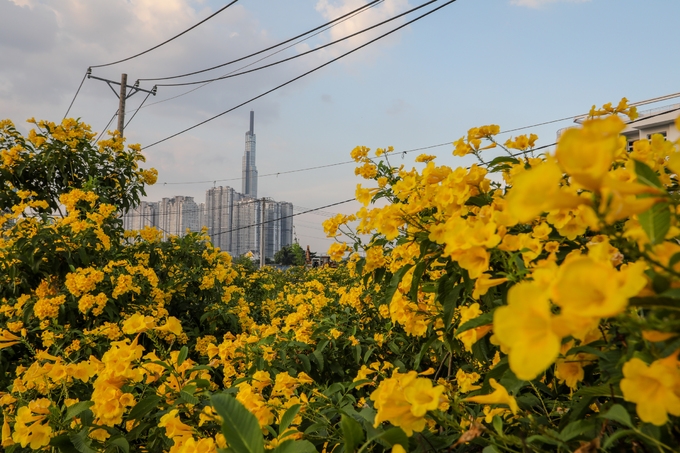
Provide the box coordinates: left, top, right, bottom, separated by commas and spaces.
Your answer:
1, 100, 680, 452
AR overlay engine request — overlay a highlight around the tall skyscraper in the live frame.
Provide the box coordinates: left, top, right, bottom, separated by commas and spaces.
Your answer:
121, 111, 295, 262
242, 111, 258, 198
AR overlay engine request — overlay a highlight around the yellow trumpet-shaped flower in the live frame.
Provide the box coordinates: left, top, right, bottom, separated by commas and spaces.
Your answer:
0, 329, 20, 349
465, 379, 519, 415
555, 115, 624, 191
621, 357, 680, 426
493, 281, 561, 381
506, 159, 585, 223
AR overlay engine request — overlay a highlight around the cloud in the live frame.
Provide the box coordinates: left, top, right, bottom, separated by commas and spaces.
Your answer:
314, 0, 412, 60
510, 0, 590, 8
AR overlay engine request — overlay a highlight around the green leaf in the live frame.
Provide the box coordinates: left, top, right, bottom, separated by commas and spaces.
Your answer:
109, 436, 130, 453
413, 335, 437, 370
126, 395, 161, 421
312, 349, 325, 372
211, 393, 265, 453
179, 390, 200, 405
50, 434, 79, 453
559, 419, 593, 441
69, 428, 96, 453
65, 401, 94, 421
482, 447, 501, 453
297, 354, 311, 373
602, 429, 636, 450
600, 404, 633, 428
492, 415, 503, 435
376, 427, 408, 448
629, 296, 680, 310
526, 434, 562, 447
341, 415, 365, 453
278, 404, 301, 435
638, 202, 670, 245
272, 440, 318, 453
442, 284, 462, 330
177, 346, 189, 367
455, 311, 494, 336
633, 159, 663, 189
574, 384, 622, 399
409, 261, 427, 302
382, 265, 413, 306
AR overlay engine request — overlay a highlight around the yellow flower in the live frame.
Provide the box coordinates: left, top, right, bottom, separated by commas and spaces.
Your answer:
551, 256, 646, 321
455, 369, 481, 393
555, 116, 624, 191
465, 379, 519, 414
155, 316, 183, 336
370, 371, 446, 436
472, 273, 508, 300
328, 242, 348, 262
0, 329, 21, 349
620, 357, 680, 426
506, 158, 584, 223
493, 281, 561, 380
122, 313, 156, 334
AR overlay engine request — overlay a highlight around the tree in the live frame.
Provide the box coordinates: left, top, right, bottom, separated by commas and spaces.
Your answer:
274, 243, 305, 265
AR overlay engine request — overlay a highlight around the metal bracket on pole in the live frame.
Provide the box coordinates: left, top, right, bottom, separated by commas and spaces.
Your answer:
88, 74, 157, 99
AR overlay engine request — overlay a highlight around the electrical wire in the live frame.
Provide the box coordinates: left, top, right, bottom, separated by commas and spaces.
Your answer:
93, 110, 118, 144
124, 89, 155, 130
90, 1, 239, 69
63, 69, 89, 120
156, 93, 680, 186
131, 0, 384, 112
139, 0, 383, 82
141, 0, 459, 150
155, 0, 437, 88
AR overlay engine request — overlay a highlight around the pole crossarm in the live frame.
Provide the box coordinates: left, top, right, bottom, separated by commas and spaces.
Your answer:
88, 74, 157, 99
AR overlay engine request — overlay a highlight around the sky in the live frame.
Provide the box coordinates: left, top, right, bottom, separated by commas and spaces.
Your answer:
1, 0, 679, 254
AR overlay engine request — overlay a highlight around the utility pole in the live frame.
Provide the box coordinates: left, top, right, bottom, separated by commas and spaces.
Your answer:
87, 70, 156, 138
260, 198, 266, 268
117, 73, 127, 136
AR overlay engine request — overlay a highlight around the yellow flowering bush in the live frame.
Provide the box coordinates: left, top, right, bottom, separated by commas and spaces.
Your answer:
326, 99, 680, 451
2, 105, 680, 453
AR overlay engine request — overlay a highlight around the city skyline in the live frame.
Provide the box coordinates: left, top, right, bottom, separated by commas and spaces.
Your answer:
2, 0, 679, 253
123, 110, 294, 259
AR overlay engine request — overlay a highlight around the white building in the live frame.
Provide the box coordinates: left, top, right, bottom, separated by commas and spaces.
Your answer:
621, 103, 680, 150
158, 196, 200, 239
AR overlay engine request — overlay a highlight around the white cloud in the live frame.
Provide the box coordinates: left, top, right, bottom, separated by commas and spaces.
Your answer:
510, 0, 590, 8
314, 0, 412, 59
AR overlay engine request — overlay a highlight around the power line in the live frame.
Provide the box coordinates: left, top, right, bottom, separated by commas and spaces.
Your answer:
130, 0, 384, 113
63, 68, 90, 119
138, 0, 383, 82
156, 92, 680, 186
141, 0, 459, 150
155, 0, 437, 88
93, 110, 118, 144
90, 1, 239, 69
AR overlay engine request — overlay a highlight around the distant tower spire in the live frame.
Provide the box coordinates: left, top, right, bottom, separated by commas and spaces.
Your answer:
242, 111, 258, 198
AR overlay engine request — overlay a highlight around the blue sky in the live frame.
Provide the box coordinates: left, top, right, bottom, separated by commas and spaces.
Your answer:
1, 0, 679, 253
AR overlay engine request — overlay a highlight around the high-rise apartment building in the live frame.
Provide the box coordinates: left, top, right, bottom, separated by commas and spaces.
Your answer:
205, 186, 241, 252
121, 111, 294, 261
242, 111, 258, 198
123, 201, 158, 231
158, 196, 200, 239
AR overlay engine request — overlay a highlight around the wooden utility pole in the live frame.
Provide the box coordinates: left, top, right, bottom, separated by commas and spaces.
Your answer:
87, 71, 156, 137
260, 198, 266, 268
117, 73, 128, 136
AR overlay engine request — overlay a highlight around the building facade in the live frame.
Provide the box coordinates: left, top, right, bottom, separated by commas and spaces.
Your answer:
121, 111, 293, 261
